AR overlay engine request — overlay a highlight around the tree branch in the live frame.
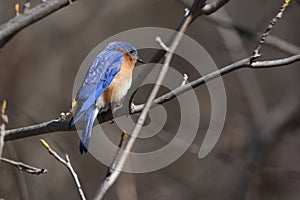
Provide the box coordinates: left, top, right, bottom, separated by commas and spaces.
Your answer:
1, 157, 47, 175
131, 54, 300, 113
40, 139, 86, 200
252, 0, 291, 59
0, 100, 8, 160
202, 0, 230, 15
0, 0, 76, 48
206, 14, 300, 55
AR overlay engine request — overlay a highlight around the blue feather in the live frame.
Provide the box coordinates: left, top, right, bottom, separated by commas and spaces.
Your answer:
79, 106, 99, 154
70, 51, 124, 127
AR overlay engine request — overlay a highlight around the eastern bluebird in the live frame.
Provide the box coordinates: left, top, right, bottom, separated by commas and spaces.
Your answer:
70, 41, 144, 154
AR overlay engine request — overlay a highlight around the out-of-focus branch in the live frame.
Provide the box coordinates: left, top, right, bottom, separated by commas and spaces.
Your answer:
1, 157, 47, 175
0, 0, 76, 48
202, 0, 230, 15
93, 1, 207, 199
206, 14, 300, 55
0, 100, 8, 160
40, 139, 86, 200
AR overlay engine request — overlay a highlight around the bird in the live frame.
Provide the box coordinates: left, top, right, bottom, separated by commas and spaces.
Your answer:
70, 41, 144, 154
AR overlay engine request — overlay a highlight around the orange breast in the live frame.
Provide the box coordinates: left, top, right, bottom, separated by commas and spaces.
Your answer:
102, 53, 135, 103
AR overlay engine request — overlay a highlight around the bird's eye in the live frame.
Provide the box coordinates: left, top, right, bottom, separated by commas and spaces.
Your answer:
129, 50, 135, 54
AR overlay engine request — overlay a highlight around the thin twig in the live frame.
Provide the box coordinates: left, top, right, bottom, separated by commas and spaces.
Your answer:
96, 131, 128, 198
40, 139, 86, 200
0, 0, 77, 47
252, 0, 292, 59
0, 100, 8, 160
6, 143, 30, 200
1, 157, 47, 175
181, 73, 189, 86
107, 131, 128, 176
216, 8, 269, 127
155, 36, 170, 51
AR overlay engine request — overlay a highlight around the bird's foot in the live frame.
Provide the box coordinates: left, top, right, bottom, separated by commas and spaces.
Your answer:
58, 111, 72, 122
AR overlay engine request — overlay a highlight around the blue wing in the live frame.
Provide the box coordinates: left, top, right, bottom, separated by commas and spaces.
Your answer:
70, 50, 124, 127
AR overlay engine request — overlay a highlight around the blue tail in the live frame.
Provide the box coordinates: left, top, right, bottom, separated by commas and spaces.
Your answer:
79, 106, 99, 154
70, 95, 97, 128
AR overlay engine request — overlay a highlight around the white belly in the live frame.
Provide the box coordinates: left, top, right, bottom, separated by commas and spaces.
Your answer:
111, 76, 132, 103
96, 75, 132, 111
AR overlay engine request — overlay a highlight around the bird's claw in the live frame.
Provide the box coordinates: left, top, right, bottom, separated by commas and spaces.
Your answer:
58, 111, 72, 121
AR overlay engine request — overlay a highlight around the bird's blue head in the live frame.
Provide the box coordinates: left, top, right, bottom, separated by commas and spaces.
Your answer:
105, 41, 144, 64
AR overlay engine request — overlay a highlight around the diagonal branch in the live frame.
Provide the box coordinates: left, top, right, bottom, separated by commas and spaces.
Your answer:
202, 0, 230, 15
206, 14, 300, 55
0, 0, 76, 48
131, 54, 300, 113
40, 139, 86, 200
252, 0, 291, 59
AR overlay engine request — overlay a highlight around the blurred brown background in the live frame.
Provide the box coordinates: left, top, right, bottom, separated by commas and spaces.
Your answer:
1, 0, 300, 199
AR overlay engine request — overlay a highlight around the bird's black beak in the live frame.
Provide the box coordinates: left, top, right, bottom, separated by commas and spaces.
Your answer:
137, 57, 146, 64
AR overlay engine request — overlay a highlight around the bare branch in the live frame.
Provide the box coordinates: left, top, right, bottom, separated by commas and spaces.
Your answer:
40, 139, 86, 200
252, 0, 291, 59
95, 131, 127, 199
0, 100, 8, 160
206, 14, 300, 55
202, 0, 230, 15
0, 0, 76, 47
5, 119, 71, 141
181, 73, 189, 86
131, 53, 300, 113
1, 157, 47, 175
251, 54, 300, 68
155, 36, 170, 51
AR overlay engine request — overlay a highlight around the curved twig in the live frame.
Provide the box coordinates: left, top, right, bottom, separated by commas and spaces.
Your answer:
40, 139, 86, 200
